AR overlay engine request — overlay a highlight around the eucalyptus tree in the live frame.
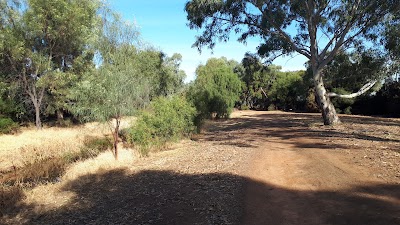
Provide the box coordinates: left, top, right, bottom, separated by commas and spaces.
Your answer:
185, 0, 400, 125
135, 50, 186, 98
71, 14, 152, 160
0, 0, 99, 128
189, 57, 242, 121
239, 53, 279, 109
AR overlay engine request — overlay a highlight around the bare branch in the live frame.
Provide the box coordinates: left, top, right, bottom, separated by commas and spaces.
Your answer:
328, 80, 377, 98
260, 87, 268, 99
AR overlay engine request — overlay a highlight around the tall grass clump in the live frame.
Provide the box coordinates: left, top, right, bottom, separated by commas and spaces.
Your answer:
129, 96, 196, 155
0, 117, 18, 134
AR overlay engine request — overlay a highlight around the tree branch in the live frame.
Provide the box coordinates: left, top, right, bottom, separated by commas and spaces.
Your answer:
328, 80, 377, 98
252, 3, 312, 59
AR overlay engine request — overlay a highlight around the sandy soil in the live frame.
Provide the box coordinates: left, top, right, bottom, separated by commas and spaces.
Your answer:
1, 110, 399, 224
234, 111, 400, 225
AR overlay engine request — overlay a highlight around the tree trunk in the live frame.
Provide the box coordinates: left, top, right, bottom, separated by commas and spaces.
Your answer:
34, 102, 42, 129
57, 109, 64, 123
112, 119, 120, 160
314, 71, 341, 125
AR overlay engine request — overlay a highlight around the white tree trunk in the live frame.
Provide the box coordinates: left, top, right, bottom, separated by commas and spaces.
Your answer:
314, 70, 341, 125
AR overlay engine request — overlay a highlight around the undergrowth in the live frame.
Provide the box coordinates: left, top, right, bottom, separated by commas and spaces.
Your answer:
129, 96, 196, 156
0, 136, 112, 215
0, 117, 18, 134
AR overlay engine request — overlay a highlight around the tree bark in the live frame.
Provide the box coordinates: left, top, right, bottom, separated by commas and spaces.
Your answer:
34, 102, 42, 129
57, 110, 64, 122
112, 118, 120, 160
314, 70, 341, 125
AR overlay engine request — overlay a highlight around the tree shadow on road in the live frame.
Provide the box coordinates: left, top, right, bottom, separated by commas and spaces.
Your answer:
199, 112, 400, 152
4, 169, 400, 225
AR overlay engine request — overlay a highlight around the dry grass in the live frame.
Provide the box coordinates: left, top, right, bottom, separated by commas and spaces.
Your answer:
23, 147, 136, 213
0, 117, 137, 221
0, 117, 136, 171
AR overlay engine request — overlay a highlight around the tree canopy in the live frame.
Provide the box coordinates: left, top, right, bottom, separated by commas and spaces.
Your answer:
185, 0, 400, 125
0, 0, 100, 128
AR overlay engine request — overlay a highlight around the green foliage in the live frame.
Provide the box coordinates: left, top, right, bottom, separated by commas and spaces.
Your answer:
237, 54, 278, 110
129, 96, 196, 155
0, 0, 100, 128
268, 71, 306, 110
71, 47, 151, 123
136, 51, 186, 98
330, 88, 355, 114
70, 12, 151, 123
322, 51, 386, 92
0, 80, 23, 120
185, 1, 399, 60
0, 117, 18, 134
188, 57, 242, 123
69, 13, 151, 159
185, 0, 399, 125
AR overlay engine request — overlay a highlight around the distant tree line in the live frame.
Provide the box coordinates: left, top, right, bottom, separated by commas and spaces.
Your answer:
189, 53, 400, 119
2, 0, 400, 157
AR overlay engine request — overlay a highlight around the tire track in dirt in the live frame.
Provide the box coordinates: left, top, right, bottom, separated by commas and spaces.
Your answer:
237, 111, 400, 225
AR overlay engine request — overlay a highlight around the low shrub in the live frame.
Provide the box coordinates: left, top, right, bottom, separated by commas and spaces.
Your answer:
129, 96, 196, 155
0, 117, 18, 134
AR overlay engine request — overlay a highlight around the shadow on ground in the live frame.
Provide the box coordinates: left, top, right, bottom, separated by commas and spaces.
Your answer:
3, 169, 399, 225
201, 112, 400, 152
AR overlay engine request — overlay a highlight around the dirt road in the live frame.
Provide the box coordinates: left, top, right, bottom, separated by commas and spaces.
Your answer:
231, 111, 400, 225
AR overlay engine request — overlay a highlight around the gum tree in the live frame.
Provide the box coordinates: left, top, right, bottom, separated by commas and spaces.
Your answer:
185, 0, 400, 125
71, 14, 152, 160
0, 0, 99, 129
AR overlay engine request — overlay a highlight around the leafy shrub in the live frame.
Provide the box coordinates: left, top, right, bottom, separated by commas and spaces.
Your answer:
0, 117, 18, 134
268, 71, 306, 111
188, 58, 242, 126
305, 89, 320, 113
129, 96, 196, 155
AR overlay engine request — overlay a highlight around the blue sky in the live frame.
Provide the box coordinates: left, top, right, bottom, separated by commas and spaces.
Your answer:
111, 0, 307, 82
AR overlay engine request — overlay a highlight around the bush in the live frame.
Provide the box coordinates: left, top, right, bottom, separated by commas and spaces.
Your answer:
305, 89, 320, 113
188, 58, 242, 125
129, 96, 196, 155
0, 117, 18, 134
